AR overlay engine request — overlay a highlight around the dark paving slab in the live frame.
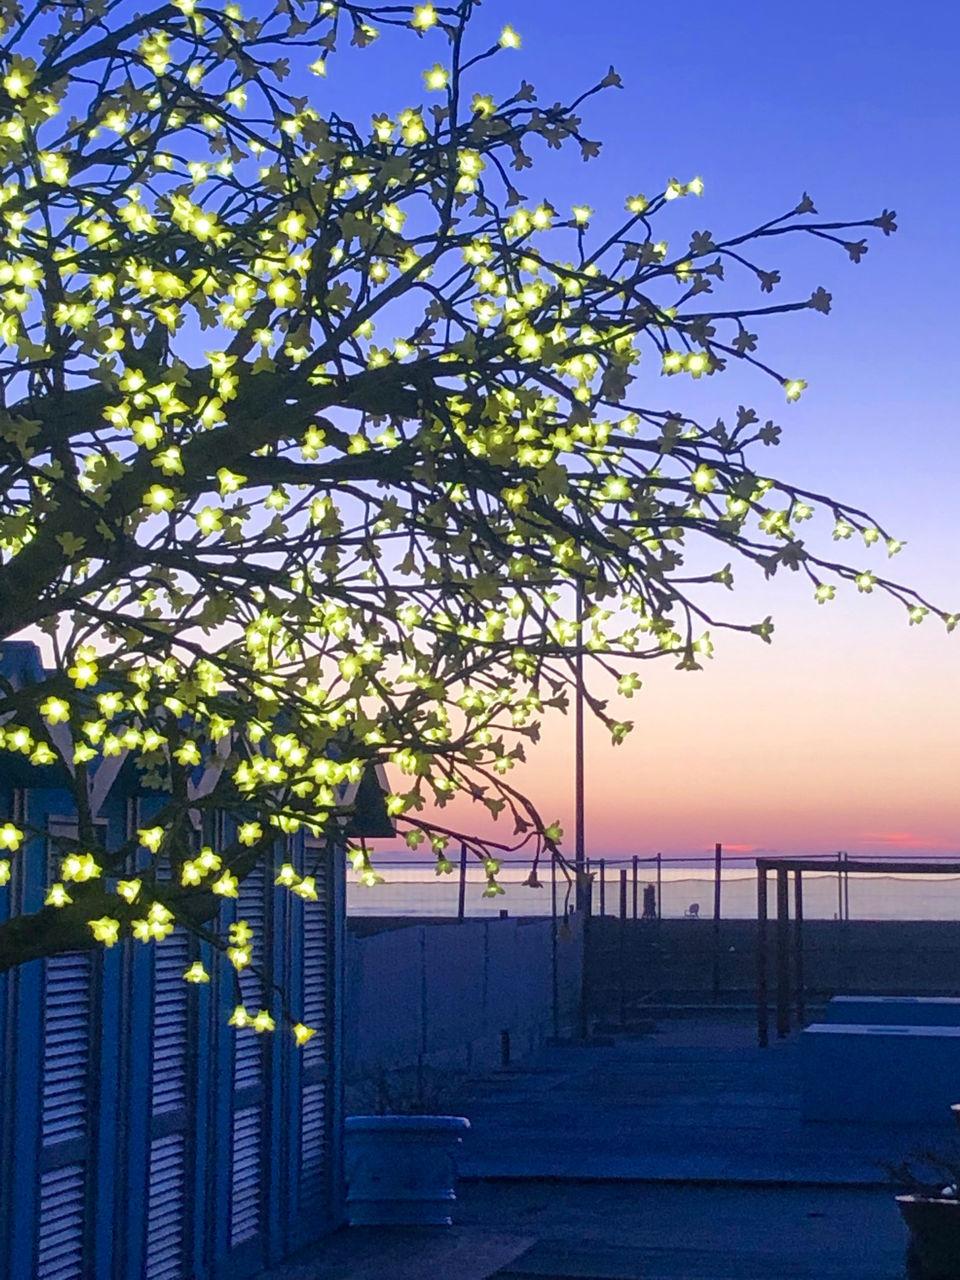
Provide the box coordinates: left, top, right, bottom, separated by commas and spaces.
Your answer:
462, 1181, 907, 1280
453, 1013, 951, 1185
250, 1225, 536, 1280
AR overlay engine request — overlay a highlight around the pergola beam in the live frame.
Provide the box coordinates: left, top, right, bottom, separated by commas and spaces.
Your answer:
755, 856, 960, 1046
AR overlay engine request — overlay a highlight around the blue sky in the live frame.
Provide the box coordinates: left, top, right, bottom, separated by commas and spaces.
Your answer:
331, 1, 960, 857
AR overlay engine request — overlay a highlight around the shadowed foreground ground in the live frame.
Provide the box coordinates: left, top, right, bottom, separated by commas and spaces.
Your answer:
258, 1012, 930, 1278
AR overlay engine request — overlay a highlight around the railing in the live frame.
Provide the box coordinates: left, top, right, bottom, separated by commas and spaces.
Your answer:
348, 847, 960, 922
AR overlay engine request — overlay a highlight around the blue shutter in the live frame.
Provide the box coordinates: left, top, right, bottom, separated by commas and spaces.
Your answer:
146, 927, 193, 1280
298, 853, 332, 1215
36, 1166, 86, 1280
37, 951, 93, 1280
229, 863, 268, 1253
146, 1135, 188, 1280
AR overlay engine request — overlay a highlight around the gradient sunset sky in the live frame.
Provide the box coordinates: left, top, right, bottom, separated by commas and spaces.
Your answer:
21, 2, 957, 862
359, 0, 960, 859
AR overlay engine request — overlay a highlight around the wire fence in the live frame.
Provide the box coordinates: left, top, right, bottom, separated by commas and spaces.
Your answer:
346, 849, 960, 922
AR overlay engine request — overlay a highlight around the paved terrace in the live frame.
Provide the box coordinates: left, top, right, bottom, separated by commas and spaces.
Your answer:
257, 1011, 947, 1279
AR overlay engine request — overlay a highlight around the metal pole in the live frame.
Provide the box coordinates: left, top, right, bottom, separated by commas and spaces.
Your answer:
619, 869, 627, 1026
656, 852, 662, 920
574, 578, 586, 911
712, 842, 722, 1002
837, 850, 843, 922
776, 866, 790, 1039
599, 858, 605, 916
457, 840, 467, 922
843, 849, 850, 921
551, 853, 559, 1039
793, 869, 805, 1026
632, 855, 638, 919
757, 865, 769, 1047
578, 874, 592, 1040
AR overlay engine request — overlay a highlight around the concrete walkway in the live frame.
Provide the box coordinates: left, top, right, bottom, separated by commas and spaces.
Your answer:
255, 1012, 940, 1279
456, 1011, 949, 1184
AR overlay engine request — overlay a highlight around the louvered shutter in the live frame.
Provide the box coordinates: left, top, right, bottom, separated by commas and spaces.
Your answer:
298, 851, 333, 1215
36, 951, 93, 1280
145, 927, 193, 1280
229, 863, 268, 1253
35, 818, 97, 1280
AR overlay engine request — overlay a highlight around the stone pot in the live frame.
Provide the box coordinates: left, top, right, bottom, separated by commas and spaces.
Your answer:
897, 1195, 960, 1280
344, 1115, 470, 1226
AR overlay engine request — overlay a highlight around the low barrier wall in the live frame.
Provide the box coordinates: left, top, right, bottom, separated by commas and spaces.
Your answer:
587, 918, 960, 1008
343, 914, 583, 1082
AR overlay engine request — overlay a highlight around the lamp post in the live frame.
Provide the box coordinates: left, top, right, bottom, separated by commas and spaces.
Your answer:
574, 577, 586, 911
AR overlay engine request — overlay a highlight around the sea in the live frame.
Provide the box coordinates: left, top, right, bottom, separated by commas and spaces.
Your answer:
345, 856, 960, 922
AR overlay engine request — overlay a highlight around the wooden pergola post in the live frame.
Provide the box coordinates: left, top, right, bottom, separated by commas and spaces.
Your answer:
793, 869, 805, 1026
756, 862, 769, 1047
776, 866, 790, 1038
754, 856, 960, 1046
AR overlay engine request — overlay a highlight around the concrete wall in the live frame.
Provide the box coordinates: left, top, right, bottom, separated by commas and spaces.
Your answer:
587, 918, 960, 1009
343, 914, 583, 1082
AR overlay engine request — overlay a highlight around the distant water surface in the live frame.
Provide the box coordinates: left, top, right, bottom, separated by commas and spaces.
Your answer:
346, 860, 960, 921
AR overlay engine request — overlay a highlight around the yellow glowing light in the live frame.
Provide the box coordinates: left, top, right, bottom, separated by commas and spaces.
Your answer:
88, 917, 120, 946
217, 468, 245, 494
412, 3, 437, 29
143, 484, 175, 512
275, 863, 300, 886
45, 883, 73, 907
40, 697, 70, 724
195, 507, 222, 535
117, 879, 142, 903
197, 848, 221, 872
0, 824, 23, 851
784, 379, 806, 402
62, 853, 102, 882
423, 63, 448, 91
292, 876, 318, 900
139, 827, 165, 852
183, 962, 210, 983
228, 946, 252, 970
292, 1022, 317, 1046
0, 861, 10, 886
499, 25, 521, 48
212, 872, 239, 897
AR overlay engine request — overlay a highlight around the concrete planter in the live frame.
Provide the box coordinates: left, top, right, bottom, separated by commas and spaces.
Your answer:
344, 1115, 470, 1225
897, 1196, 960, 1280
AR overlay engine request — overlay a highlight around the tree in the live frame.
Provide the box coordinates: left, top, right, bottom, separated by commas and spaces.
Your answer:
0, 1, 953, 1016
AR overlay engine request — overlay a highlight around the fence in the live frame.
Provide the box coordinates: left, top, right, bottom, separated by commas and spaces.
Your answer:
342, 914, 583, 1092
349, 848, 960, 923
